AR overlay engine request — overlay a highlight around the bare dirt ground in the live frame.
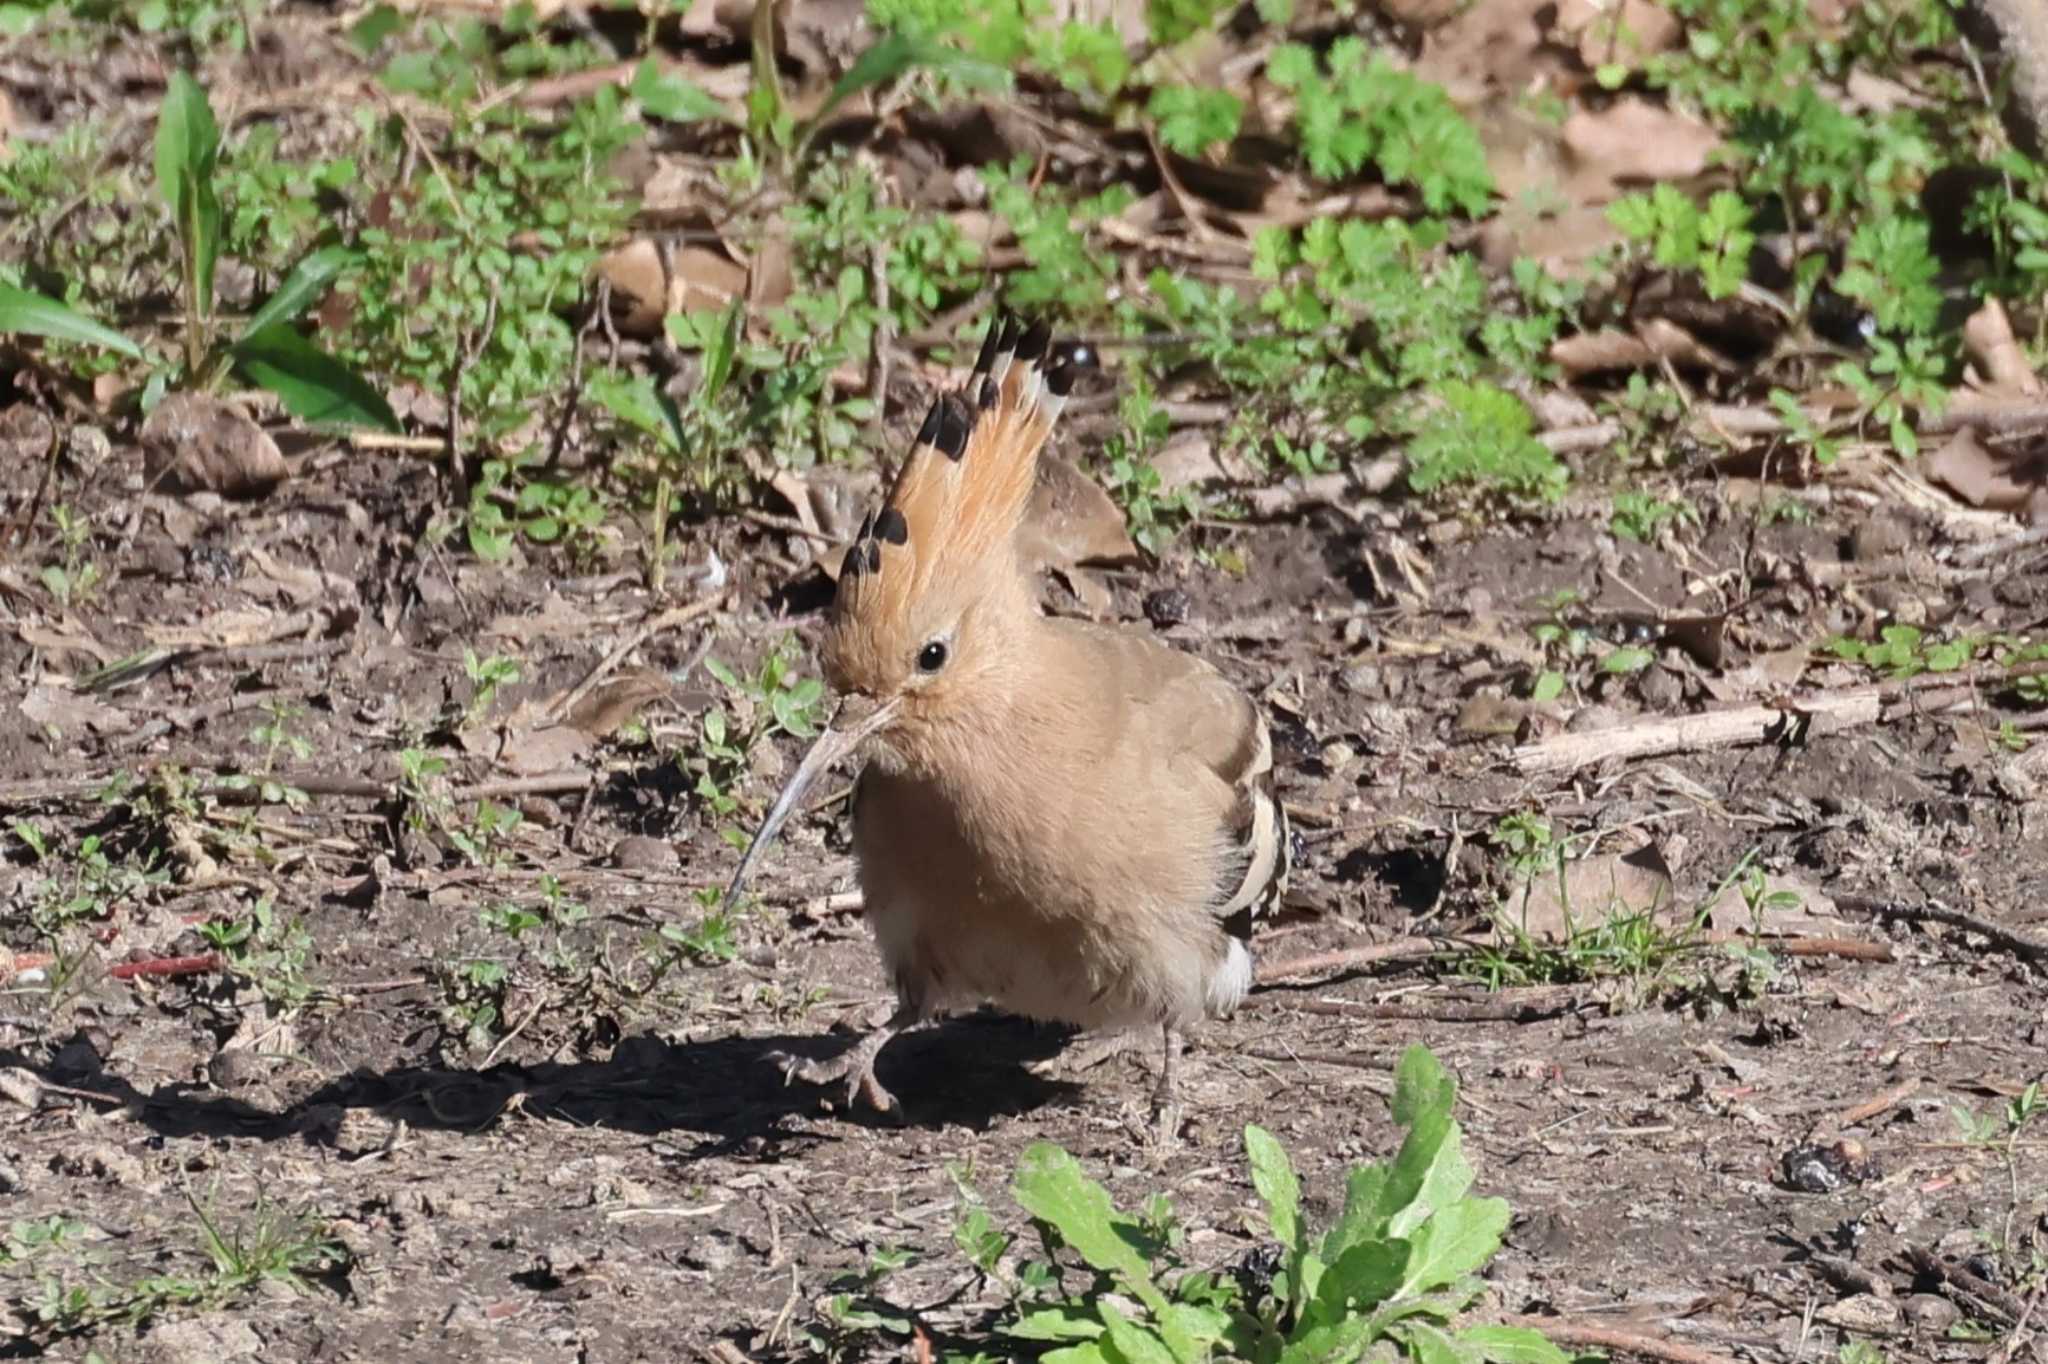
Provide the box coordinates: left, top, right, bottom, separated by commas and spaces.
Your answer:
5, 4, 2048, 1363
3, 433, 2046, 1363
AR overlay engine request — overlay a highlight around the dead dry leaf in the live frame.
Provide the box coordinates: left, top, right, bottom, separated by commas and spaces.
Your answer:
1925, 426, 2048, 519
595, 240, 748, 336
1017, 456, 1141, 572
1562, 97, 1719, 191
1962, 297, 2042, 397
144, 608, 319, 649
1500, 839, 1678, 942
21, 682, 133, 737
17, 621, 116, 666
562, 668, 673, 737
495, 724, 595, 777
1554, 0, 1680, 71
140, 393, 287, 497
1550, 318, 1733, 378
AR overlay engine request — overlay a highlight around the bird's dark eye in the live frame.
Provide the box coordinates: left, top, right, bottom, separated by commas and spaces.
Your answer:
916, 640, 949, 673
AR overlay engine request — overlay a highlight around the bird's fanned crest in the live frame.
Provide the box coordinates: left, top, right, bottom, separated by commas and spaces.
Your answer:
834, 313, 1086, 628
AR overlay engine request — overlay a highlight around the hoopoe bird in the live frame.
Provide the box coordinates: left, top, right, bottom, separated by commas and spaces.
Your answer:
724, 312, 1290, 1124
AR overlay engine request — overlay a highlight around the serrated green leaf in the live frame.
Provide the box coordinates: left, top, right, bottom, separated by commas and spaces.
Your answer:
1008, 1306, 1106, 1342
1392, 1045, 1456, 1127
1600, 646, 1653, 674
629, 57, 731, 123
1456, 1324, 1571, 1363
1378, 1104, 1475, 1240
242, 244, 358, 341
1320, 1164, 1391, 1263
1245, 1125, 1302, 1252
1275, 1313, 1380, 1364
1309, 1237, 1407, 1324
1156, 1301, 1229, 1363
1397, 1198, 1509, 1298
0, 285, 142, 358
1098, 1302, 1176, 1364
231, 325, 399, 431
1014, 1143, 1168, 1315
1043, 1345, 1115, 1364
1394, 1319, 1468, 1364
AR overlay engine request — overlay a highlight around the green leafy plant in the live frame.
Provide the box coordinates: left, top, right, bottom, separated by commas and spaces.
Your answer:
685, 637, 829, 842
461, 650, 521, 728
1149, 85, 1243, 159
198, 899, 317, 1008
1002, 1046, 1564, 1363
1406, 381, 1566, 503
0, 75, 394, 427
660, 886, 741, 964
38, 504, 103, 609
1825, 624, 1977, 679
1610, 490, 1696, 543
1265, 38, 1492, 216
1607, 185, 1754, 300
9, 822, 169, 937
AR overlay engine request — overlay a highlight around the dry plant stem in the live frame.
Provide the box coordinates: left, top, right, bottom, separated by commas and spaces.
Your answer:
543, 590, 732, 725
1702, 932, 1891, 962
1254, 937, 1470, 984
111, 953, 221, 980
1991, 1283, 2045, 1364
1514, 660, 2048, 775
1908, 1244, 2029, 1326
1838, 1076, 1921, 1127
1514, 690, 1881, 774
1281, 990, 1580, 1023
1505, 1316, 1742, 1364
1834, 892, 2048, 963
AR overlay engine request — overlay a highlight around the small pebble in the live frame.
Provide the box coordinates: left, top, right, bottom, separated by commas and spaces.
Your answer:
612, 836, 678, 872
1144, 588, 1191, 629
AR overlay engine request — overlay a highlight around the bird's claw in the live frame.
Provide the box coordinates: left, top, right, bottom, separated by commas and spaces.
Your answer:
765, 1046, 899, 1114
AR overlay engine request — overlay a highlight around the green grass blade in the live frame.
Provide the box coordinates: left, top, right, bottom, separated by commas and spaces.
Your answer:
241, 244, 359, 341
0, 284, 142, 358
156, 71, 222, 321
232, 325, 399, 431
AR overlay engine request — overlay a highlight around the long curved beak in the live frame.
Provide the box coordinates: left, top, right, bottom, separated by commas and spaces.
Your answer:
721, 694, 901, 910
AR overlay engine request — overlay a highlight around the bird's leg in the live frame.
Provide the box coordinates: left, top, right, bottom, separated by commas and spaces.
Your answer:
1150, 1024, 1184, 1142
1027, 1027, 1145, 1080
769, 1006, 918, 1113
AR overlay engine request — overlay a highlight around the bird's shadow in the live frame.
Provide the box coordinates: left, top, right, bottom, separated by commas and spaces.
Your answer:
8, 1012, 1087, 1159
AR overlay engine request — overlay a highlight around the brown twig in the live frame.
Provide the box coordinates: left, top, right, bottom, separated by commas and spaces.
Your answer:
1838, 1076, 1922, 1127
109, 953, 222, 981
1277, 988, 1581, 1023
1254, 938, 1472, 985
1701, 932, 1893, 962
1503, 1315, 1743, 1364
1835, 893, 2048, 964
543, 590, 732, 726
1907, 1244, 2028, 1327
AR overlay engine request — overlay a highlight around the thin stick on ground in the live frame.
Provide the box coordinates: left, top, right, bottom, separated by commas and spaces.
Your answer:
1837, 1077, 1922, 1127
543, 590, 732, 726
1504, 1316, 1743, 1364
1835, 893, 2048, 963
1276, 989, 1581, 1023
1254, 937, 1468, 985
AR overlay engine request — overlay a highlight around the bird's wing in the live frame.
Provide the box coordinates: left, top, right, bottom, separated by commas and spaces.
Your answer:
1072, 624, 1292, 937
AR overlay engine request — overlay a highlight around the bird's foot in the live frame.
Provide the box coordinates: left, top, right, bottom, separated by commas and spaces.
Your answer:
1027, 1028, 1145, 1081
766, 1016, 909, 1114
